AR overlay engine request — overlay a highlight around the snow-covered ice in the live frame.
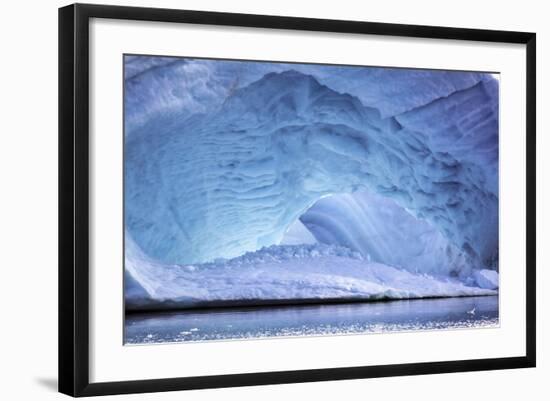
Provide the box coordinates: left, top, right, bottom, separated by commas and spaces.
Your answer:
125, 234, 496, 311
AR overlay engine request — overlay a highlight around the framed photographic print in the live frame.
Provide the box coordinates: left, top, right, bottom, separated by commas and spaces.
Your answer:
58, 3, 536, 397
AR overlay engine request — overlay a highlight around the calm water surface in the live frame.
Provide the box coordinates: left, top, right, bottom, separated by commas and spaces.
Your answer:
125, 295, 498, 344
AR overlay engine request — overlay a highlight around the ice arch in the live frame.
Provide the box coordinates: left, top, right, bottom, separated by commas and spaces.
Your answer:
292, 191, 473, 278
125, 70, 498, 273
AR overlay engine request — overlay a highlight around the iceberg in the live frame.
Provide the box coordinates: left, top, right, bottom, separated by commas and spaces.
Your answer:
124, 57, 499, 308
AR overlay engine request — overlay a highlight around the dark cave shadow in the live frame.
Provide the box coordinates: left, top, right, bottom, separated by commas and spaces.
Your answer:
35, 377, 57, 392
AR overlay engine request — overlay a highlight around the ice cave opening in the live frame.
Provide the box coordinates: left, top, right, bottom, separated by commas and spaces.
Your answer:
279, 190, 475, 278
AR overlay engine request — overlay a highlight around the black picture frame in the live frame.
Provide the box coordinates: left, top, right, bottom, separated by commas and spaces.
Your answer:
59, 3, 536, 397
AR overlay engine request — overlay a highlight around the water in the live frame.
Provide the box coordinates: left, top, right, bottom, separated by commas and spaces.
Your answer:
125, 295, 498, 344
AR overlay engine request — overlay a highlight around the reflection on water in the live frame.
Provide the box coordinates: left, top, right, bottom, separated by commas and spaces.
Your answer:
125, 296, 498, 344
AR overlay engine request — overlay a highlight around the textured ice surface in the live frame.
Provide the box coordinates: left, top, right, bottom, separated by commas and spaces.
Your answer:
124, 56, 492, 132
126, 67, 498, 264
124, 57, 499, 308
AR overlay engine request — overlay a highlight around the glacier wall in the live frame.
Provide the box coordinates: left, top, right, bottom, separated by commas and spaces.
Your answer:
125, 57, 499, 277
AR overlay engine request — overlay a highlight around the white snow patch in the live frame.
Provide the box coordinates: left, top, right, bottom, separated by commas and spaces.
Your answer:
474, 269, 499, 290
125, 237, 496, 311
